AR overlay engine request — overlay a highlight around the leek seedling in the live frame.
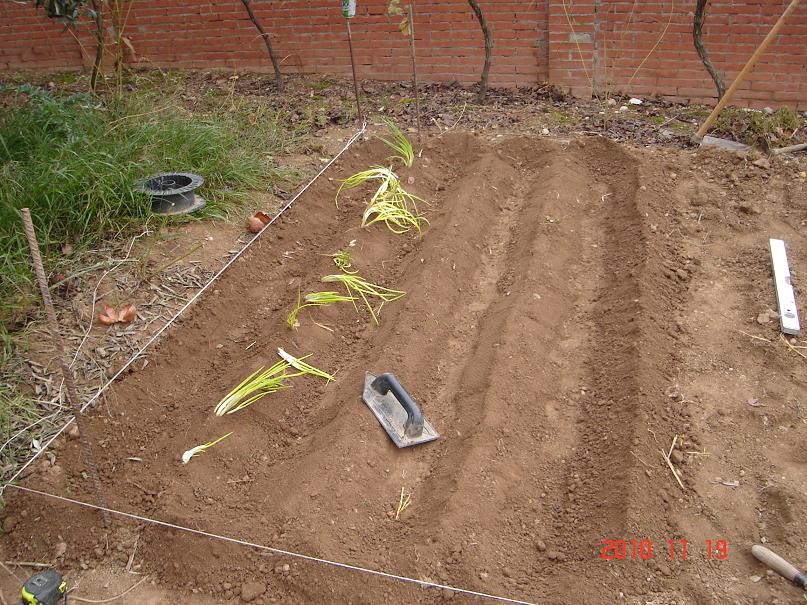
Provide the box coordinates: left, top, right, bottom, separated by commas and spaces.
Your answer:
377, 117, 414, 167
322, 273, 405, 325
362, 196, 429, 234
332, 249, 357, 273
182, 432, 233, 464
336, 166, 397, 207
278, 348, 335, 381
214, 361, 297, 416
287, 289, 355, 329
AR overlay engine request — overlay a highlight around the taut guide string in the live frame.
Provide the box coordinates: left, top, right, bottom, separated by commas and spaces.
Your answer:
6, 484, 540, 605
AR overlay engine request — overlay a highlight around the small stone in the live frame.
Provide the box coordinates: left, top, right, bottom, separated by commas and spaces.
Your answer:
535, 539, 546, 552
407, 176, 415, 185
670, 450, 683, 465
799, 171, 806, 179
55, 541, 67, 558
753, 157, 771, 170
675, 268, 689, 281
547, 551, 560, 561
478, 571, 488, 581
442, 588, 455, 600
541, 128, 550, 135
240, 581, 266, 602
2, 516, 18, 533
68, 425, 80, 440
762, 107, 774, 115
607, 98, 617, 106
502, 567, 512, 578
757, 311, 772, 324
750, 575, 762, 583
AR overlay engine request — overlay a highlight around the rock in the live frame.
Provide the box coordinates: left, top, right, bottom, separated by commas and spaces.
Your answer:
607, 98, 617, 106
799, 171, 806, 179
478, 571, 488, 581
541, 128, 550, 135
240, 581, 266, 602
753, 157, 771, 170
675, 268, 689, 281
750, 575, 762, 583
2, 516, 18, 533
407, 176, 415, 185
442, 588, 455, 600
547, 551, 560, 561
629, 98, 643, 105
68, 425, 80, 440
55, 541, 67, 558
502, 567, 513, 578
757, 311, 772, 324
762, 107, 774, 115
670, 450, 683, 465
535, 539, 546, 552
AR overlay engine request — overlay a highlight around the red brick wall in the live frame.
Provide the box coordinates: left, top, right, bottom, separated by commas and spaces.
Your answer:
1, 0, 806, 107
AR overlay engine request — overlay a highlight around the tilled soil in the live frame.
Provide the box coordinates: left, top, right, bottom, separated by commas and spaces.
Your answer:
2, 133, 806, 605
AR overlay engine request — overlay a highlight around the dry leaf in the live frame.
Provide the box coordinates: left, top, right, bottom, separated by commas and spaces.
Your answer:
98, 303, 136, 326
120, 304, 136, 323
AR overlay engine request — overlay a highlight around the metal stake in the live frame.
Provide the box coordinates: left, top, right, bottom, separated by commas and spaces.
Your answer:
407, 4, 421, 140
20, 209, 110, 527
345, 19, 363, 120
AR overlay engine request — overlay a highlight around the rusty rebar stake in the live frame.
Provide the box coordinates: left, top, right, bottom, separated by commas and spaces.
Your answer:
407, 5, 421, 140
345, 19, 363, 120
20, 208, 110, 527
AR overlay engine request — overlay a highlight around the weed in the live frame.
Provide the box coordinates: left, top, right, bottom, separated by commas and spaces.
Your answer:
714, 107, 802, 148
0, 84, 296, 323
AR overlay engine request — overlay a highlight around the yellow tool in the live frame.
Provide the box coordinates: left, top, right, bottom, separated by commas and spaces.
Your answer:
21, 570, 67, 605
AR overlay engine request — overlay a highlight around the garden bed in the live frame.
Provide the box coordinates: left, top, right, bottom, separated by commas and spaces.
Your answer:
2, 131, 806, 605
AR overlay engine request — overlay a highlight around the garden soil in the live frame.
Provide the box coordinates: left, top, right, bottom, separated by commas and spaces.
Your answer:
2, 132, 806, 605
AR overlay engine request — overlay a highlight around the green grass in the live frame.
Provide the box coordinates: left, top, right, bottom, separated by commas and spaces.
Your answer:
714, 107, 801, 147
0, 83, 296, 323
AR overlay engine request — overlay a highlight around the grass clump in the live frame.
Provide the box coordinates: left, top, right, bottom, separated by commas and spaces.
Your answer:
376, 117, 414, 167
322, 273, 405, 325
0, 84, 292, 323
714, 107, 802, 149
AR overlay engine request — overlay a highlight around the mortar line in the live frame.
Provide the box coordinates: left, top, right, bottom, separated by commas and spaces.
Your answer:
6, 485, 539, 605
1, 121, 367, 492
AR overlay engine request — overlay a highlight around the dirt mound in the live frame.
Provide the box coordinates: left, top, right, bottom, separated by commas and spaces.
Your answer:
2, 133, 806, 605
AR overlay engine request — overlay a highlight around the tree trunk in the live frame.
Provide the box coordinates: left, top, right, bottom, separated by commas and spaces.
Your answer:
239, 0, 283, 90
467, 0, 493, 103
88, 0, 104, 93
693, 0, 725, 100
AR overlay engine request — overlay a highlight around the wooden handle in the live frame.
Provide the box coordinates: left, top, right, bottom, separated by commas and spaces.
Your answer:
695, 0, 802, 140
752, 545, 807, 587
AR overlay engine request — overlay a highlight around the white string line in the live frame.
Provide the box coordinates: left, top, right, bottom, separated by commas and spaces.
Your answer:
0, 121, 368, 492
7, 485, 539, 605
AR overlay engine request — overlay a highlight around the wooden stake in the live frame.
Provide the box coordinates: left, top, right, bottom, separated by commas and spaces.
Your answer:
407, 4, 421, 140
20, 209, 110, 527
695, 0, 801, 140
345, 19, 363, 120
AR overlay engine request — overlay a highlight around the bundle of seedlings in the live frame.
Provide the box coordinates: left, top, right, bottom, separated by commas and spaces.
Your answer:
287, 289, 355, 329
337, 167, 427, 234
322, 273, 405, 325
377, 117, 414, 167
214, 349, 333, 415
